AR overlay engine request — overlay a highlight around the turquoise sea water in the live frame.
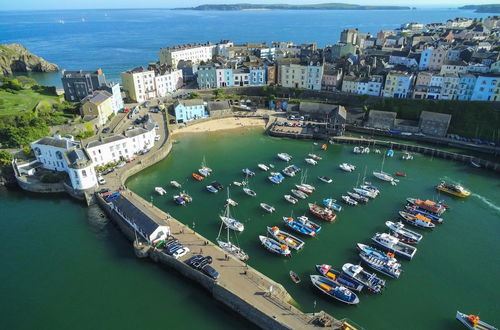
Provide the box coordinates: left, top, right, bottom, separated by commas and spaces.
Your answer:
0, 8, 491, 86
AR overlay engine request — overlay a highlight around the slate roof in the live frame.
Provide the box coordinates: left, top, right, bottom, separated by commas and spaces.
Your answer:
111, 196, 159, 237
207, 101, 231, 111
34, 137, 70, 149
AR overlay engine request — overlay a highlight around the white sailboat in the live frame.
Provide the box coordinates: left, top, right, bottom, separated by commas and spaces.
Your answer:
217, 189, 248, 260
373, 152, 398, 185
219, 201, 245, 232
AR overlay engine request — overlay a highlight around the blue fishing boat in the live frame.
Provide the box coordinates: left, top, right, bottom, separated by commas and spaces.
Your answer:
173, 195, 186, 205
242, 168, 255, 176
342, 263, 386, 294
404, 205, 444, 223
315, 264, 364, 292
268, 172, 285, 184
282, 216, 321, 237
323, 198, 342, 212
310, 275, 360, 305
259, 235, 291, 256
357, 243, 402, 279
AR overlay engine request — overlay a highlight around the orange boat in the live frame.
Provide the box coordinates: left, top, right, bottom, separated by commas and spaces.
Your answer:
192, 173, 204, 181
321, 144, 327, 150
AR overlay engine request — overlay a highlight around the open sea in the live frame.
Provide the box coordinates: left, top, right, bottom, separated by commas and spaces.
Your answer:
0, 8, 492, 87
2, 128, 499, 329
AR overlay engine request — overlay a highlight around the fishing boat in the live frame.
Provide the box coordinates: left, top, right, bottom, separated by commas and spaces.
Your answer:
206, 185, 218, 193
282, 216, 321, 237
456, 311, 497, 330
242, 168, 255, 176
395, 171, 406, 177
339, 163, 356, 172
341, 195, 358, 206
226, 198, 238, 207
385, 221, 423, 244
341, 263, 386, 294
373, 171, 398, 185
308, 203, 336, 222
220, 204, 244, 232
260, 203, 275, 213
371, 232, 417, 260
170, 180, 182, 188
399, 211, 436, 229
305, 158, 317, 165
296, 184, 313, 194
357, 243, 402, 279
284, 194, 299, 204
404, 205, 444, 223
406, 198, 447, 216
155, 187, 166, 195
321, 144, 327, 150
217, 207, 248, 260
173, 195, 186, 205
267, 226, 305, 250
315, 264, 364, 292
268, 172, 284, 184
180, 192, 193, 203
192, 173, 204, 181
259, 235, 291, 256
211, 181, 224, 190
318, 176, 333, 183
347, 192, 369, 203
353, 188, 377, 199
289, 271, 301, 283
257, 163, 269, 171
291, 189, 308, 199
308, 153, 322, 160
401, 152, 413, 160
243, 187, 256, 197
323, 198, 342, 212
277, 153, 292, 162
310, 275, 360, 305
436, 181, 471, 198
360, 184, 380, 196
199, 168, 211, 177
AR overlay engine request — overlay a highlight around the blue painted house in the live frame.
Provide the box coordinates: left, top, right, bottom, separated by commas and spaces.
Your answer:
249, 66, 266, 86
196, 65, 217, 88
174, 99, 207, 123
471, 75, 499, 101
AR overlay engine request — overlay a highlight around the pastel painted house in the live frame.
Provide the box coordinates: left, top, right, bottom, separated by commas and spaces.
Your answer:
174, 99, 207, 123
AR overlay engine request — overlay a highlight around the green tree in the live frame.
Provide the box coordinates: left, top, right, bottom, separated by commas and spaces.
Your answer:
213, 88, 224, 98
0, 150, 13, 166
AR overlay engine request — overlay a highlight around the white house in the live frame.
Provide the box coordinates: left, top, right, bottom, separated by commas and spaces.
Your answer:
99, 82, 124, 114
155, 68, 183, 97
30, 135, 98, 191
159, 43, 216, 68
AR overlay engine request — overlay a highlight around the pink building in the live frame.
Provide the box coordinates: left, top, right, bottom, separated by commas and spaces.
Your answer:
428, 46, 448, 71
321, 67, 343, 91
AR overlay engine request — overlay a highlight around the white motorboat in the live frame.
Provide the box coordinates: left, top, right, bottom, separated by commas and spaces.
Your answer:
226, 198, 238, 207
155, 187, 166, 195
295, 184, 313, 194
305, 158, 317, 165
339, 163, 356, 172
353, 187, 377, 199
291, 189, 308, 199
371, 233, 417, 260
233, 181, 242, 186
257, 163, 269, 171
308, 153, 322, 160
341, 195, 358, 206
260, 203, 275, 213
353, 146, 362, 154
277, 153, 292, 162
243, 187, 256, 197
385, 221, 423, 244
284, 194, 299, 204
170, 180, 182, 188
402, 152, 413, 160
318, 176, 333, 183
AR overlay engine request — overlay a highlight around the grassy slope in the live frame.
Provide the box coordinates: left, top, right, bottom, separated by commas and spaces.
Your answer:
0, 89, 60, 117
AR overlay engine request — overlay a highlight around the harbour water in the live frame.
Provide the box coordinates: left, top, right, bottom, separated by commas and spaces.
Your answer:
0, 8, 491, 87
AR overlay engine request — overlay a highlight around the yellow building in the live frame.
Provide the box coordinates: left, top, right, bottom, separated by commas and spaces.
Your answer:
81, 91, 114, 127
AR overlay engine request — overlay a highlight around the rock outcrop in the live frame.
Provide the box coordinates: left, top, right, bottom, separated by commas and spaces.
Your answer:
0, 43, 59, 75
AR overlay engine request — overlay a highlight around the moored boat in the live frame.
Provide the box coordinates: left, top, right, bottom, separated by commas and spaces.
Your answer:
308, 203, 336, 222
308, 153, 322, 160
296, 184, 313, 194
268, 172, 284, 184
180, 192, 192, 203
192, 173, 204, 181
315, 264, 364, 292
373, 171, 398, 185
395, 171, 406, 177
259, 235, 291, 256
404, 205, 444, 223
341, 195, 358, 206
257, 163, 269, 171
341, 263, 386, 294
339, 163, 356, 172
170, 180, 182, 188
220, 215, 244, 232
323, 198, 342, 212
456, 311, 497, 330
284, 194, 298, 204
243, 187, 256, 197
277, 153, 292, 162
267, 226, 305, 250
291, 189, 308, 199
357, 243, 402, 279
347, 191, 369, 203
406, 198, 447, 216
353, 188, 377, 199
226, 198, 238, 207
385, 221, 423, 244
321, 144, 327, 150
260, 203, 275, 213
155, 187, 166, 195
233, 181, 242, 186
360, 184, 380, 196
318, 176, 333, 183
290, 270, 301, 283
211, 181, 224, 190
206, 185, 218, 193
436, 181, 471, 198
310, 275, 360, 305
173, 195, 186, 205
199, 168, 211, 177
305, 158, 317, 165
399, 211, 436, 229
242, 168, 255, 176
371, 232, 417, 260
217, 240, 249, 261
282, 216, 321, 237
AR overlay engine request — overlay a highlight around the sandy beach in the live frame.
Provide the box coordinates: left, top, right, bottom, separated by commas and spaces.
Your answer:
171, 117, 266, 135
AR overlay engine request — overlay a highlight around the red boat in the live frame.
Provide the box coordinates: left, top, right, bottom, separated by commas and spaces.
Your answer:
192, 173, 204, 181
308, 203, 336, 222
321, 144, 328, 150
395, 172, 406, 177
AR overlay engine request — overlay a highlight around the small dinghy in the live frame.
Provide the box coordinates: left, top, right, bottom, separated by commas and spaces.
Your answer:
226, 198, 238, 207
260, 203, 275, 213
206, 185, 218, 193
192, 173, 204, 181
257, 163, 269, 171
308, 153, 322, 160
233, 181, 242, 186
242, 168, 255, 176
259, 235, 291, 256
155, 187, 166, 195
395, 171, 406, 177
173, 195, 186, 205
310, 275, 359, 305
267, 226, 305, 250
339, 163, 356, 172
170, 180, 182, 188
277, 153, 292, 162
289, 270, 301, 283
318, 176, 333, 183
180, 192, 192, 203
243, 187, 256, 197
323, 198, 342, 212
305, 158, 317, 165
284, 194, 299, 204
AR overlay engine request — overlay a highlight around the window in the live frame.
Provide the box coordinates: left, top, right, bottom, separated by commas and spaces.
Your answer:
82, 170, 87, 177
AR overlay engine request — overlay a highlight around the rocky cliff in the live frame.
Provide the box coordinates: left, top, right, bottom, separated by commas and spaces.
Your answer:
0, 43, 59, 75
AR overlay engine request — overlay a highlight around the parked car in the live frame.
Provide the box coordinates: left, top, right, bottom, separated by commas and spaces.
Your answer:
186, 255, 204, 266
126, 157, 136, 163
155, 135, 161, 141
97, 176, 106, 185
115, 161, 126, 168
98, 188, 110, 194
102, 127, 110, 134
164, 238, 179, 248
201, 265, 219, 279
173, 247, 190, 259
122, 108, 130, 113
154, 124, 159, 130
140, 149, 150, 155
192, 256, 213, 269
166, 243, 183, 255
102, 167, 114, 175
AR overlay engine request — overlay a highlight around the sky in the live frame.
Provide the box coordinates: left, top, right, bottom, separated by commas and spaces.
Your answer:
0, 0, 495, 11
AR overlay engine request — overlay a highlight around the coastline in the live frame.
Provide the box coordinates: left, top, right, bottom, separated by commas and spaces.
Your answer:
170, 117, 266, 136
